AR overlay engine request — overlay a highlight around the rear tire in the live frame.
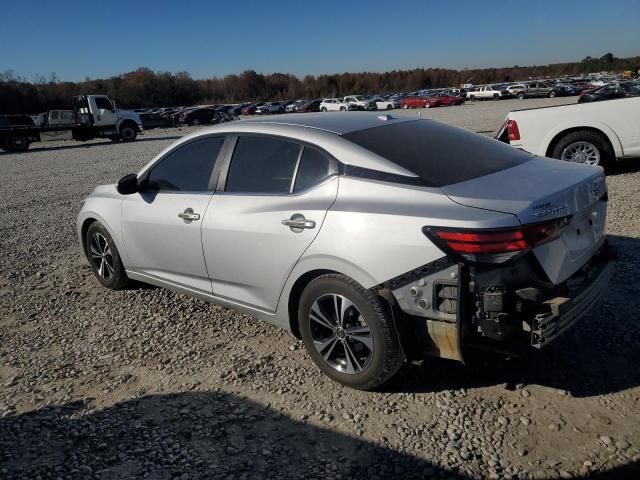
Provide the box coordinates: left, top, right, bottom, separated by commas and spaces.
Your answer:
551, 130, 613, 168
517, 92, 525, 100
7, 134, 30, 152
298, 274, 404, 390
85, 222, 129, 290
493, 93, 500, 100
549, 90, 557, 98
386, 104, 393, 110
340, 107, 346, 112
470, 95, 476, 100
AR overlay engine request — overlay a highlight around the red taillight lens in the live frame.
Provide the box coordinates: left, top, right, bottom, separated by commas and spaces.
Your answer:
432, 229, 528, 255
424, 217, 570, 262
506, 119, 520, 141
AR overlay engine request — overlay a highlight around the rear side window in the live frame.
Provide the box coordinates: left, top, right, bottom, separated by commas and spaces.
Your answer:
294, 148, 334, 193
225, 136, 301, 194
147, 137, 224, 192
343, 120, 532, 187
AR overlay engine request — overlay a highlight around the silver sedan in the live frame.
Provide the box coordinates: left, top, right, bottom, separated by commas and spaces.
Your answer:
78, 113, 614, 390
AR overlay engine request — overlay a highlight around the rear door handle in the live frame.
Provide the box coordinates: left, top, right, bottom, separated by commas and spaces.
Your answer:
178, 208, 200, 223
282, 214, 315, 231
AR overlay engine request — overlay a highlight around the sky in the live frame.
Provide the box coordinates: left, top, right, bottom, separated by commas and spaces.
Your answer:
1, 0, 638, 82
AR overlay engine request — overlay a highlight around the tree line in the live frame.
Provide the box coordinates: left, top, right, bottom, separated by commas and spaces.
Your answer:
0, 53, 637, 114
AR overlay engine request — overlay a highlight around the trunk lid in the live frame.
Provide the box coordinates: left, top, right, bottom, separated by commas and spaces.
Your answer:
441, 157, 607, 284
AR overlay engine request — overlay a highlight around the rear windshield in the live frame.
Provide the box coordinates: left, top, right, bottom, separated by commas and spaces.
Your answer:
343, 120, 532, 187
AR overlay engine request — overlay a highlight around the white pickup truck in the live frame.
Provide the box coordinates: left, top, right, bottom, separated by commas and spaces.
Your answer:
497, 97, 640, 168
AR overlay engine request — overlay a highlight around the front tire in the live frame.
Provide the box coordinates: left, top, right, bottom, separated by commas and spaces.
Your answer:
340, 107, 346, 112
517, 92, 525, 100
119, 123, 137, 141
298, 274, 404, 390
85, 222, 129, 290
549, 90, 557, 98
321, 107, 327, 112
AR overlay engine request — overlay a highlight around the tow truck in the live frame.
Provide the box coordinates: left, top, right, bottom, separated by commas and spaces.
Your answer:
0, 95, 142, 152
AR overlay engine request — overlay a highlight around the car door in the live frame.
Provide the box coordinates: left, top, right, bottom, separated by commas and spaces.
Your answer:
202, 135, 339, 312
121, 136, 227, 294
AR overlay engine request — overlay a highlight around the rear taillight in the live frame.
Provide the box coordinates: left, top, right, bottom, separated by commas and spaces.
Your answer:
424, 217, 571, 263
506, 119, 520, 141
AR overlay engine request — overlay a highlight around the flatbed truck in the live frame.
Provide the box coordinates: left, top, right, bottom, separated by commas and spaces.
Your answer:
0, 95, 143, 152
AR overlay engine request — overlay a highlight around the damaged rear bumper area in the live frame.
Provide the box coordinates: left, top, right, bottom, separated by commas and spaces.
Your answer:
384, 241, 616, 361
529, 246, 615, 348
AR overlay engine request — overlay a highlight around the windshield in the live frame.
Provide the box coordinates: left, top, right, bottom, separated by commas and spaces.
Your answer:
343, 120, 532, 187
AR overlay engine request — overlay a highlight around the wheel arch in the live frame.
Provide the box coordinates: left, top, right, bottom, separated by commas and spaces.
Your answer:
117, 118, 141, 133
544, 125, 621, 159
286, 269, 339, 338
279, 258, 380, 338
77, 209, 125, 264
80, 217, 98, 259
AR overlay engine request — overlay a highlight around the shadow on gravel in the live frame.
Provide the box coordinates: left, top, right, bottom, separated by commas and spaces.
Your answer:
387, 234, 640, 400
606, 157, 640, 175
0, 135, 182, 156
0, 391, 452, 479
1, 391, 638, 480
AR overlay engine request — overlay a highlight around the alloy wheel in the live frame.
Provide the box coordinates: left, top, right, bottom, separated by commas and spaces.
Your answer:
560, 141, 600, 165
308, 294, 374, 374
89, 233, 114, 280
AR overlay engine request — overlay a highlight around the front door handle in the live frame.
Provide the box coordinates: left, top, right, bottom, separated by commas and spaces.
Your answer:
282, 214, 315, 231
178, 208, 200, 223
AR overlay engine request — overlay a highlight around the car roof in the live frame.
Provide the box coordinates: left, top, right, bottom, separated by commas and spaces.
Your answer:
140, 113, 423, 177
237, 112, 417, 135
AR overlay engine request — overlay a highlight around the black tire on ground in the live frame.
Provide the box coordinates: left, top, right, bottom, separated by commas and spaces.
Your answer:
298, 274, 404, 390
119, 123, 137, 141
493, 93, 500, 100
517, 92, 525, 100
386, 104, 393, 110
7, 134, 30, 152
85, 222, 129, 290
340, 107, 346, 111
548, 90, 557, 98
551, 129, 614, 169
321, 107, 327, 112
470, 95, 476, 100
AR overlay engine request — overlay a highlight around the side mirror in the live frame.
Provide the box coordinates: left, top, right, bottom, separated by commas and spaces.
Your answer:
116, 174, 139, 195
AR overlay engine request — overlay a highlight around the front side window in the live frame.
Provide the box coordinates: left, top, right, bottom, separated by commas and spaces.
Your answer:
225, 136, 301, 194
94, 97, 113, 110
146, 137, 225, 192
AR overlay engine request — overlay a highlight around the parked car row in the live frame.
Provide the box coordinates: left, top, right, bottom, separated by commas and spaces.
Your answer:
127, 77, 639, 129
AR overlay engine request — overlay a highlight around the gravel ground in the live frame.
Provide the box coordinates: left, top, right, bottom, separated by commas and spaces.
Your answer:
1, 97, 639, 479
